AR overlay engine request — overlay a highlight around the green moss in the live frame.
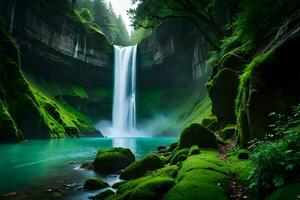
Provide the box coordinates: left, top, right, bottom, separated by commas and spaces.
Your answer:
226, 149, 252, 181
235, 50, 273, 146
120, 154, 164, 180
178, 151, 229, 175
189, 145, 200, 155
219, 124, 237, 141
108, 169, 176, 200
235, 51, 272, 116
94, 147, 135, 174
265, 183, 300, 200
201, 115, 218, 131
84, 178, 109, 190
165, 151, 230, 200
0, 100, 23, 141
29, 83, 96, 137
126, 177, 175, 200
178, 123, 218, 149
168, 148, 190, 165
93, 189, 115, 200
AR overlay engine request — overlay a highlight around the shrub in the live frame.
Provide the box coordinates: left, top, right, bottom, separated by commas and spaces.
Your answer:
247, 104, 300, 193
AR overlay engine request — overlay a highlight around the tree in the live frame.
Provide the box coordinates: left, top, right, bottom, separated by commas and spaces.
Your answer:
129, 0, 234, 50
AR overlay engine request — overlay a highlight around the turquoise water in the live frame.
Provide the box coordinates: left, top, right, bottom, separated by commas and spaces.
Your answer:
0, 137, 177, 195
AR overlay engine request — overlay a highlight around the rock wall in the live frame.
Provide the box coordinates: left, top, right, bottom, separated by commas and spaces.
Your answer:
0, 0, 114, 122
137, 19, 210, 89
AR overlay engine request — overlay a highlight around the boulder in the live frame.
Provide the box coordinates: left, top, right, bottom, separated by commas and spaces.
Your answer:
94, 147, 135, 174
120, 154, 164, 180
93, 189, 115, 200
219, 124, 236, 141
127, 177, 175, 200
189, 145, 200, 155
178, 124, 218, 149
84, 178, 109, 190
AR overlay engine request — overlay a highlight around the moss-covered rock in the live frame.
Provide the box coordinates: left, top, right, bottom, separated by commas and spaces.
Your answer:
94, 147, 135, 174
201, 115, 219, 131
178, 123, 218, 149
207, 68, 241, 125
93, 189, 115, 200
235, 19, 300, 146
169, 142, 178, 152
165, 151, 230, 200
219, 124, 237, 141
168, 148, 190, 165
120, 154, 164, 180
189, 145, 200, 155
128, 177, 175, 200
84, 178, 109, 190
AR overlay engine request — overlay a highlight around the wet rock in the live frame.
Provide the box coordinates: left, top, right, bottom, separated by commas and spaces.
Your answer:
84, 178, 109, 190
1, 192, 17, 197
80, 160, 94, 170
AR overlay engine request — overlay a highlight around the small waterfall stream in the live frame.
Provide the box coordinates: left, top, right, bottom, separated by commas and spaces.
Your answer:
73, 34, 79, 58
9, 0, 17, 33
112, 45, 137, 136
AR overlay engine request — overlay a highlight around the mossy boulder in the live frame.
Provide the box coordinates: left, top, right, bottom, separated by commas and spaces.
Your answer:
207, 68, 240, 125
206, 51, 245, 126
237, 149, 250, 160
127, 177, 175, 200
93, 189, 115, 200
219, 124, 237, 141
165, 151, 230, 200
178, 124, 218, 149
94, 147, 135, 174
169, 142, 178, 152
120, 154, 164, 180
189, 145, 200, 155
201, 115, 219, 131
84, 178, 109, 190
169, 148, 190, 164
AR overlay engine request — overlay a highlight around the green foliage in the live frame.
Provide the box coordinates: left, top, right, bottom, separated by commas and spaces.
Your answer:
75, 0, 130, 45
79, 8, 94, 22
247, 104, 300, 193
233, 0, 300, 51
28, 83, 96, 137
265, 183, 300, 200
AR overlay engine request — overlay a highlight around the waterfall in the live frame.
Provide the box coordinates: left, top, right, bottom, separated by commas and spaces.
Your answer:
9, 0, 17, 33
73, 34, 79, 58
112, 45, 137, 135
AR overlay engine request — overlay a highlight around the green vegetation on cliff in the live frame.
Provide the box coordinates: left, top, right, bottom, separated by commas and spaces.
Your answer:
0, 19, 99, 142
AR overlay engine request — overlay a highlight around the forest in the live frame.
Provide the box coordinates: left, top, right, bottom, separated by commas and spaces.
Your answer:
0, 0, 299, 200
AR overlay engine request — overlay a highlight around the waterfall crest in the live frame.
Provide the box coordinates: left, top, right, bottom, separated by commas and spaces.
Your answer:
112, 45, 137, 135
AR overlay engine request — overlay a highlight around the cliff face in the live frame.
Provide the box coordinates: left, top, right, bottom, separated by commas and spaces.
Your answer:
136, 19, 212, 134
2, 0, 114, 122
0, 0, 113, 142
138, 19, 209, 88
